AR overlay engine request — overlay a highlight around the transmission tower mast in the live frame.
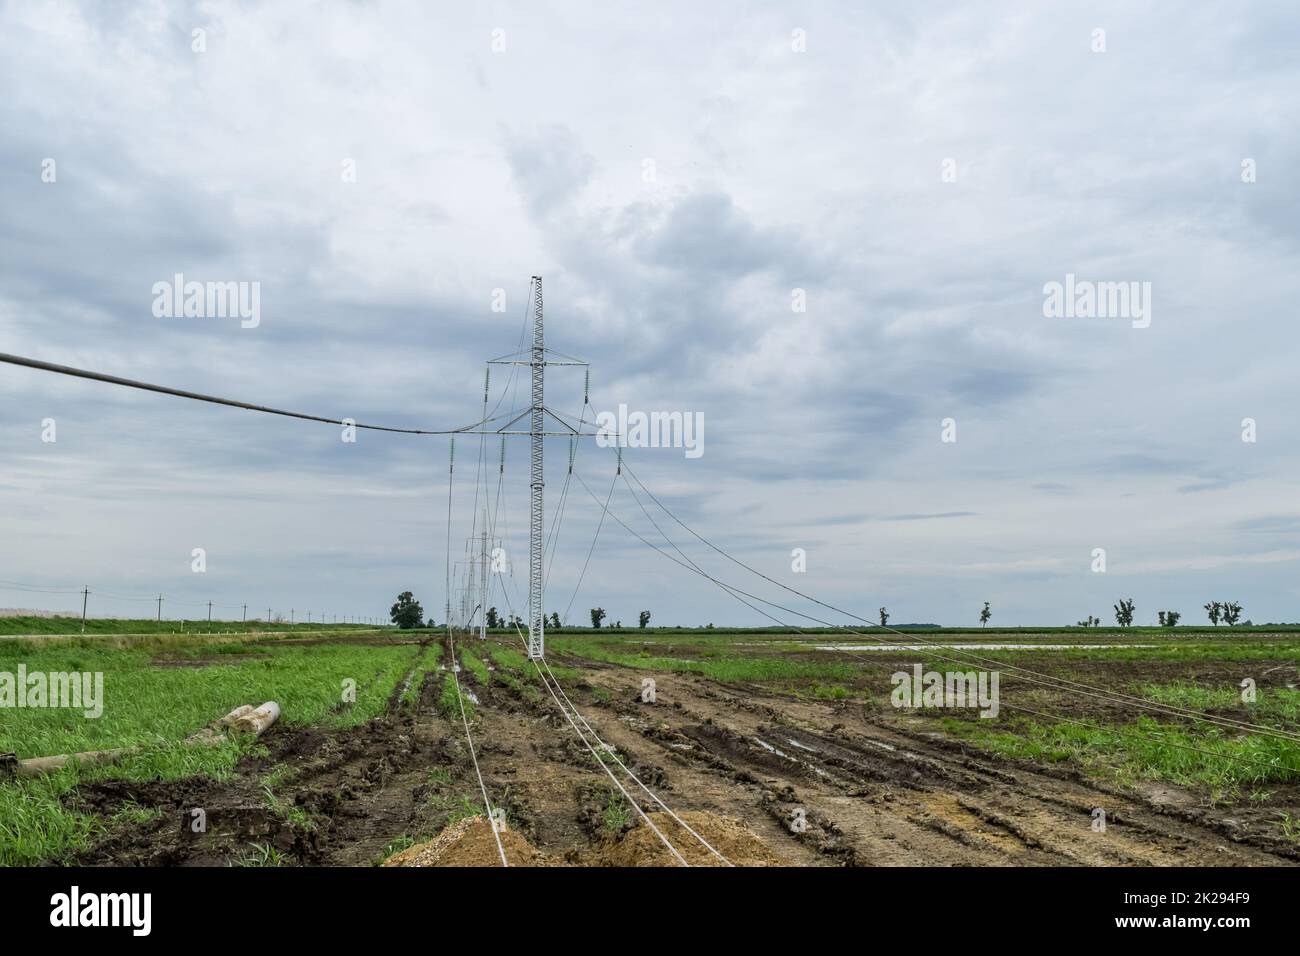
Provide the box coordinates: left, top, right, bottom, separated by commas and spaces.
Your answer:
528, 276, 545, 659
486, 275, 588, 659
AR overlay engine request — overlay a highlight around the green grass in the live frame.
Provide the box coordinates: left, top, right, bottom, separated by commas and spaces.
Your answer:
907, 643, 1300, 666
0, 640, 415, 759
488, 642, 583, 682
484, 645, 545, 702
232, 842, 284, 867
598, 788, 630, 836
112, 800, 164, 826
446, 795, 482, 825
0, 639, 420, 866
941, 714, 1300, 791
458, 649, 491, 685
438, 672, 475, 722
427, 766, 453, 788
398, 644, 442, 708
261, 782, 314, 831
0, 615, 385, 637
1134, 682, 1300, 724
553, 636, 857, 683
1278, 811, 1300, 843
376, 834, 417, 864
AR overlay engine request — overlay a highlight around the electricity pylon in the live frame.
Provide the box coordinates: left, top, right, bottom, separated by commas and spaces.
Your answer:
487, 276, 589, 659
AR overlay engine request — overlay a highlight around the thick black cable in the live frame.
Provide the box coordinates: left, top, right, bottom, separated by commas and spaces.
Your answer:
0, 351, 497, 435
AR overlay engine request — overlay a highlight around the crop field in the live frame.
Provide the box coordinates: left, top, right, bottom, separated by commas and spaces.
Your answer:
4, 623, 1297, 867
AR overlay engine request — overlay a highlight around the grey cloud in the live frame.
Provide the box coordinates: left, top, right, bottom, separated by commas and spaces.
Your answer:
879, 512, 977, 522
1, 2, 1298, 626
506, 125, 596, 218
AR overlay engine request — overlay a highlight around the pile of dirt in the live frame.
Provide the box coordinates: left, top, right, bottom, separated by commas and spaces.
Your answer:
383, 811, 789, 867
382, 816, 551, 867
583, 811, 790, 867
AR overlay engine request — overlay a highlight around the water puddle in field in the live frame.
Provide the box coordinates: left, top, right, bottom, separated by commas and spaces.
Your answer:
812, 643, 1155, 652
754, 738, 792, 759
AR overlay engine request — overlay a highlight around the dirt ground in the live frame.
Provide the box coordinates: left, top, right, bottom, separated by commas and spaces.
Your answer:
65, 635, 1300, 867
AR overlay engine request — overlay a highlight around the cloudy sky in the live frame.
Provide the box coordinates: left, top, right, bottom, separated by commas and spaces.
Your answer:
1, 1, 1298, 628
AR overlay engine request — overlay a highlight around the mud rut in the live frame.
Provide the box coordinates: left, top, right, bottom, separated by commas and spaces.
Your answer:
67, 638, 1299, 866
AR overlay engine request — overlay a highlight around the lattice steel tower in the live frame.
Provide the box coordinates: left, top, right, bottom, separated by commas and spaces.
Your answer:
487, 276, 589, 659
527, 277, 545, 658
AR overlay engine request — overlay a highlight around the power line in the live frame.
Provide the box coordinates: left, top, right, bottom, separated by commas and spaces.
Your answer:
444, 438, 509, 866
539, 658, 732, 865
575, 473, 1300, 778
613, 454, 1300, 745
562, 472, 616, 625
571, 467, 1300, 754
531, 657, 689, 866
0, 351, 509, 436
490, 567, 698, 863
449, 626, 509, 867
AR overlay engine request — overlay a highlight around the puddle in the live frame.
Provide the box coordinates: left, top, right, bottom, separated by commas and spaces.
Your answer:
754, 737, 792, 759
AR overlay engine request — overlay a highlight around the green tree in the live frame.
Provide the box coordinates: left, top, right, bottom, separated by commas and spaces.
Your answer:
1113, 598, 1135, 627
639, 610, 651, 629
390, 591, 424, 630
485, 607, 500, 629
590, 607, 607, 629
879, 606, 889, 627
1164, 610, 1181, 627
1205, 601, 1222, 626
1223, 601, 1243, 626
979, 602, 991, 627
548, 611, 560, 629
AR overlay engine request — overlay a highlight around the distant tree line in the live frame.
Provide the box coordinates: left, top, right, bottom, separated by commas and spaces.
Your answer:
1069, 599, 1247, 629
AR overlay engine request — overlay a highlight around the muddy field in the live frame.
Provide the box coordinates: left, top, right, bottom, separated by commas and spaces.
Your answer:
58, 631, 1300, 867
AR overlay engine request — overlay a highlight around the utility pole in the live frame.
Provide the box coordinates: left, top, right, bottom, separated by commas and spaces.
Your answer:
267, 607, 272, 624
157, 594, 163, 625
207, 600, 212, 622
80, 587, 88, 634
242, 603, 247, 622
291, 608, 294, 625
